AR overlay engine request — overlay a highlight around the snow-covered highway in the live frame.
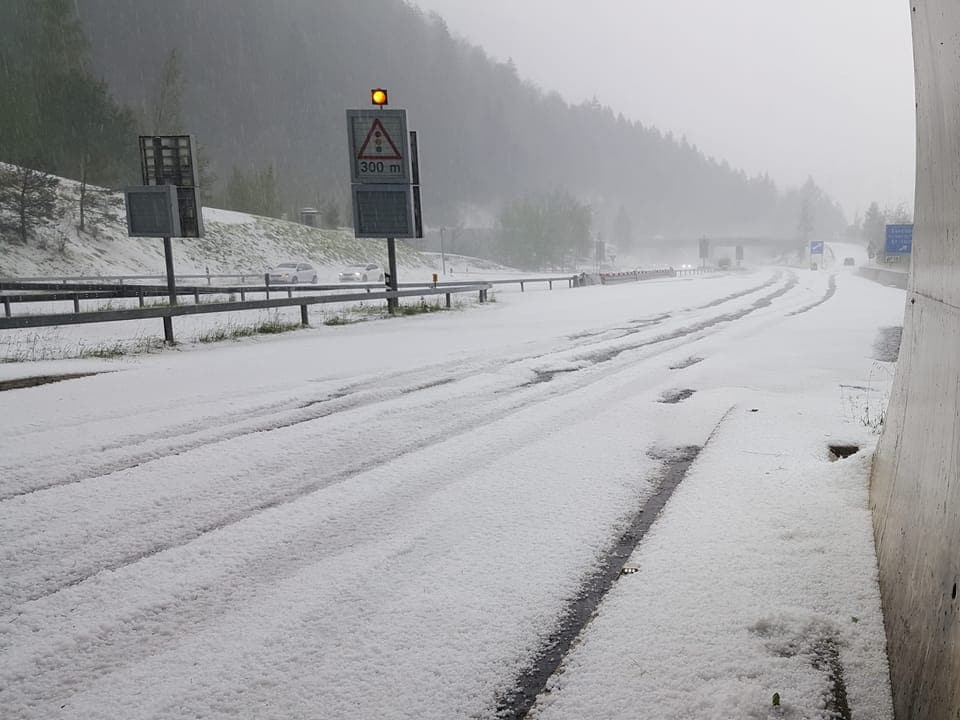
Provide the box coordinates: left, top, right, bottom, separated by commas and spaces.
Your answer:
1, 266, 904, 719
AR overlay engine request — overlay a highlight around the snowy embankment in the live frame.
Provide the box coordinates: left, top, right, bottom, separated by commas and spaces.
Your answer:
0, 168, 514, 280
0, 265, 903, 719
0, 169, 530, 360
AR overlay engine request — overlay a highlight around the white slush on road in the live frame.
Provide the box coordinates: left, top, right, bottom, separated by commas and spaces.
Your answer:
0, 265, 902, 719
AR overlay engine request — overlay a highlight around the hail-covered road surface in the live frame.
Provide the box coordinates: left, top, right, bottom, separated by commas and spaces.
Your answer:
1, 263, 903, 719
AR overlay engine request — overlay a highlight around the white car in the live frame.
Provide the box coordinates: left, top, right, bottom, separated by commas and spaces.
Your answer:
268, 262, 317, 284
339, 263, 384, 282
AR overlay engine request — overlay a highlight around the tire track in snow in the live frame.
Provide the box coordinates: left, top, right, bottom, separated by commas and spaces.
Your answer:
0, 319, 663, 500
687, 272, 781, 309
497, 411, 738, 719
4, 272, 804, 611
1, 275, 788, 501
786, 273, 838, 316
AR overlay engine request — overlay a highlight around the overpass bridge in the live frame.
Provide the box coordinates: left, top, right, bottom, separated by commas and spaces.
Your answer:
636, 236, 799, 251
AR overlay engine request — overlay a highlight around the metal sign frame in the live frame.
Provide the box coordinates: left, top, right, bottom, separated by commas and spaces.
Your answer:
138, 134, 204, 238
346, 109, 411, 184
139, 135, 200, 188
351, 184, 416, 238
124, 185, 181, 238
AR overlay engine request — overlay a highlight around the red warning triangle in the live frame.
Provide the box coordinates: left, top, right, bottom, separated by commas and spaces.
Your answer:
357, 118, 403, 160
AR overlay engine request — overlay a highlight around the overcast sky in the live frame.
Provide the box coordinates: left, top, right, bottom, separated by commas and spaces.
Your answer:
411, 0, 915, 220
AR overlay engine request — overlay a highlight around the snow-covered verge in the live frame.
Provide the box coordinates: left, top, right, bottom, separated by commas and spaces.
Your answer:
0, 166, 517, 279
0, 267, 904, 718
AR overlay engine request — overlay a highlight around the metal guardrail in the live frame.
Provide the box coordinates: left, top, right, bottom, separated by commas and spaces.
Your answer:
598, 267, 712, 285
0, 284, 493, 335
1, 268, 713, 337
0, 272, 581, 287
0, 275, 581, 317
0, 272, 264, 285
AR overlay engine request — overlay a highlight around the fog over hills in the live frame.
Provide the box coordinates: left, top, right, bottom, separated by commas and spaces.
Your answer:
69, 0, 844, 239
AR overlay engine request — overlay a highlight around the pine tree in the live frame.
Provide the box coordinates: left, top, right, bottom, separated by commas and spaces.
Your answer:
0, 0, 136, 187
613, 205, 633, 252
151, 50, 185, 134
863, 202, 886, 258
223, 165, 283, 218
0, 165, 60, 244
321, 199, 340, 228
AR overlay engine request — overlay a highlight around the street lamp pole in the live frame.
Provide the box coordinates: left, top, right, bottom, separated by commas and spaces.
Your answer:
440, 226, 447, 275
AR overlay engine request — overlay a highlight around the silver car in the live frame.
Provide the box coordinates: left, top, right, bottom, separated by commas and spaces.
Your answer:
268, 262, 317, 284
339, 263, 384, 282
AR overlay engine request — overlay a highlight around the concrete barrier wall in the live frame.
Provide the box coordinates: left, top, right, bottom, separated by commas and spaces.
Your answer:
858, 265, 909, 290
870, 3, 960, 718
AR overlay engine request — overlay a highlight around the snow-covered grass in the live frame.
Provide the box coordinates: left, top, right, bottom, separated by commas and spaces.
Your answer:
0, 168, 431, 279
0, 267, 905, 719
0, 287, 487, 360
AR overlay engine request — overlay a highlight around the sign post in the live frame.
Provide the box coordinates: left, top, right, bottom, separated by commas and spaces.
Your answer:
125, 134, 204, 344
346, 96, 424, 314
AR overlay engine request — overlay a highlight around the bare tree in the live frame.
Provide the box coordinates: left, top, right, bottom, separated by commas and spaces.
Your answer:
0, 165, 60, 244
320, 198, 340, 228
77, 156, 120, 235
151, 49, 185, 134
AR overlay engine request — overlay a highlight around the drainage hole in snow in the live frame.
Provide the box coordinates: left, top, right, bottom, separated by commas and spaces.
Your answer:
828, 444, 860, 461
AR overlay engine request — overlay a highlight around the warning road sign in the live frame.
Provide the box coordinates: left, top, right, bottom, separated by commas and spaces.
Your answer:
357, 118, 402, 160
347, 109, 410, 184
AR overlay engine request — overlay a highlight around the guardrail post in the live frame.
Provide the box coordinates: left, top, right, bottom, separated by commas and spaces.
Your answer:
300, 305, 309, 327
445, 293, 451, 308
264, 273, 270, 300
549, 280, 553, 290
240, 288, 246, 301
479, 289, 485, 303
287, 287, 293, 299
520, 281, 525, 292
73, 297, 80, 313
3, 297, 10, 317
206, 267, 211, 286
138, 292, 144, 308
194, 289, 200, 304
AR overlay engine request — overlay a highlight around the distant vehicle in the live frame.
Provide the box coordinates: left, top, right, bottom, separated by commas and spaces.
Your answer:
268, 262, 317, 284
717, 257, 732, 269
339, 263, 384, 282
843, 257, 856, 266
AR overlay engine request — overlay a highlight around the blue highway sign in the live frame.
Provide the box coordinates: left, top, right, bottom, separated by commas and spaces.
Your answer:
885, 224, 913, 255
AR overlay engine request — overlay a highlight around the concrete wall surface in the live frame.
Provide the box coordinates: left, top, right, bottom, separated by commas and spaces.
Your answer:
870, 2, 960, 718
858, 265, 910, 290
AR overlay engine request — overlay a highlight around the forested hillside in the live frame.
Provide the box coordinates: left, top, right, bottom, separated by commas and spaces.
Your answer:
2, 0, 847, 251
